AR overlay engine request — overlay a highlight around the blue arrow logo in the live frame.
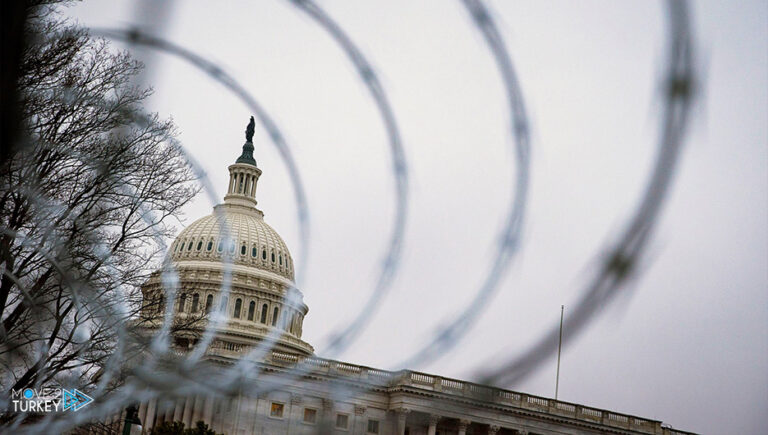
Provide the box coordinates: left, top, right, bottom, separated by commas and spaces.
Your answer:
62, 389, 93, 411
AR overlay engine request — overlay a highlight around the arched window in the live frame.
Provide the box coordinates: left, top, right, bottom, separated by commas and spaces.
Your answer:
279, 254, 282, 265
192, 293, 200, 312
187, 241, 193, 251
234, 298, 242, 318
260, 304, 268, 323
196, 241, 203, 251
206, 295, 213, 312
240, 244, 246, 256
217, 241, 223, 253
262, 249, 267, 260
178, 294, 186, 313
207, 241, 213, 251
271, 252, 275, 263
228, 241, 235, 254
271, 307, 279, 326
251, 247, 257, 257
248, 301, 255, 321
219, 296, 229, 314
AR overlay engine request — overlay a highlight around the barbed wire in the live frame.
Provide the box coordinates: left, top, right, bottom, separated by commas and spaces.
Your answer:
0, 0, 698, 433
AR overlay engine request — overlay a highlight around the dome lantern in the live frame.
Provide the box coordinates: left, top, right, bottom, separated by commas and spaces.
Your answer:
224, 116, 262, 208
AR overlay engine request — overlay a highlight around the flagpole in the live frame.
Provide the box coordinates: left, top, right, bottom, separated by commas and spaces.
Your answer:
555, 305, 564, 400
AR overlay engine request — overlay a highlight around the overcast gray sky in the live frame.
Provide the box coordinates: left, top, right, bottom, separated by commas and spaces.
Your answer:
66, 1, 767, 433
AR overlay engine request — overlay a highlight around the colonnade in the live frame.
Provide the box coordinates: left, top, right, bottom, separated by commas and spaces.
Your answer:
138, 394, 211, 432
394, 408, 528, 435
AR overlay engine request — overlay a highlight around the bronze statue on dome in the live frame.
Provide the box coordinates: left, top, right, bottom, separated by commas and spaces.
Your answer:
245, 116, 255, 142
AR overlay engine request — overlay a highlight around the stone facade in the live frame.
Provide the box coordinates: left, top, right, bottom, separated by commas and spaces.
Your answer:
128, 124, 694, 435
127, 349, 694, 435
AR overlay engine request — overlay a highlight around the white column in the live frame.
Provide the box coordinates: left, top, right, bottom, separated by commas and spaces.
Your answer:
192, 394, 204, 426
395, 408, 409, 435
212, 397, 223, 433
427, 414, 440, 435
145, 398, 157, 431
458, 419, 470, 435
138, 401, 147, 427
221, 397, 235, 434
164, 400, 174, 424
182, 396, 194, 428
203, 395, 214, 427
173, 398, 184, 423
157, 405, 166, 426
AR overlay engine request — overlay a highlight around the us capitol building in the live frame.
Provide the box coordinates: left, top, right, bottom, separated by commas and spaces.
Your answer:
122, 120, 693, 435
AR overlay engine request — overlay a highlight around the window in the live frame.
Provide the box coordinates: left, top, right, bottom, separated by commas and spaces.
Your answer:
219, 297, 228, 313
228, 241, 235, 254
271, 252, 275, 262
279, 254, 282, 265
270, 402, 284, 418
252, 246, 257, 257
217, 241, 223, 253
335, 414, 349, 429
196, 241, 203, 251
262, 249, 267, 260
240, 244, 246, 256
367, 419, 380, 434
207, 241, 213, 251
191, 293, 200, 312
248, 301, 255, 321
234, 298, 242, 318
271, 307, 279, 326
178, 294, 186, 313
206, 295, 213, 312
187, 241, 193, 251
260, 304, 268, 323
303, 408, 317, 424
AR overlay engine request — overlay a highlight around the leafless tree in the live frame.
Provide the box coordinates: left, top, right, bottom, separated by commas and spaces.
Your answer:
0, 2, 199, 424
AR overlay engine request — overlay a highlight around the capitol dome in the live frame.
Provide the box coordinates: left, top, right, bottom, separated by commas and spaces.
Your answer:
140, 117, 312, 357
170, 204, 295, 281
